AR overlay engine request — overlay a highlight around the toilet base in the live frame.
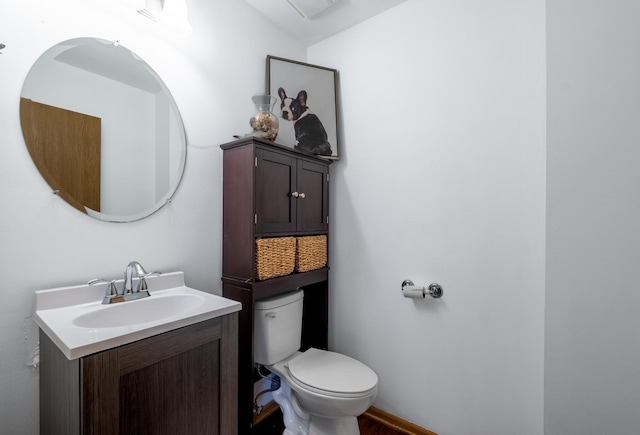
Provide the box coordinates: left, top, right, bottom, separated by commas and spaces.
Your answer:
272, 377, 362, 435
307, 415, 360, 435
281, 415, 359, 435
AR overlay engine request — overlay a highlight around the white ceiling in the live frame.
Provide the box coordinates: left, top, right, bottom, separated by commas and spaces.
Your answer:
244, 0, 407, 46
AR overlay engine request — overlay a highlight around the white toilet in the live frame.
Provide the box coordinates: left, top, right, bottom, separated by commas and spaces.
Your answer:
254, 290, 378, 435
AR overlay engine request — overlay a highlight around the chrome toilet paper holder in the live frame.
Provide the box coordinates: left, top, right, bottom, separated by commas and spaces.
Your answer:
401, 279, 443, 299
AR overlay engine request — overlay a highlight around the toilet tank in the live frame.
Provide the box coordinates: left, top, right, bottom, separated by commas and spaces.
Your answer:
254, 289, 304, 365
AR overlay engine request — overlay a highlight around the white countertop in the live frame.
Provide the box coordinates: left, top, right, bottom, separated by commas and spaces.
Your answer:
33, 271, 241, 360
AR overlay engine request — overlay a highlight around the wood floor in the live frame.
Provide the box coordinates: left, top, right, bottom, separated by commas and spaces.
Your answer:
253, 406, 436, 435
358, 407, 438, 435
358, 414, 413, 434
254, 415, 402, 434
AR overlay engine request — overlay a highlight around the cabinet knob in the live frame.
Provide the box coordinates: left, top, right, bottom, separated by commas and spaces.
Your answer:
291, 191, 299, 198
299, 192, 306, 199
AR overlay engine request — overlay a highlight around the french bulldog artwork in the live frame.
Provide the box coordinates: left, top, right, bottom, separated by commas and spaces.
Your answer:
277, 87, 333, 156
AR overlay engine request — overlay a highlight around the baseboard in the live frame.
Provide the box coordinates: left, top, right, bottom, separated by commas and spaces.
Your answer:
362, 406, 438, 435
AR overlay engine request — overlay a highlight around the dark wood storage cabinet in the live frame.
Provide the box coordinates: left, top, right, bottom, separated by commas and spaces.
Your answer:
255, 147, 329, 234
220, 137, 331, 434
39, 314, 238, 435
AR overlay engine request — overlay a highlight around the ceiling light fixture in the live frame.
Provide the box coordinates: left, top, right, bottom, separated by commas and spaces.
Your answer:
138, 0, 192, 34
158, 0, 192, 34
286, 0, 338, 19
126, 0, 147, 10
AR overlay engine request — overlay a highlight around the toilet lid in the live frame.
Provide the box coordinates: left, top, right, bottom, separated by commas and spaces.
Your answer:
287, 348, 378, 397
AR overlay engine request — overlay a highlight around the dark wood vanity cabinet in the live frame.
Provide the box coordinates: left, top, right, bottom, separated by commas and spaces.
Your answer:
220, 137, 331, 434
39, 314, 238, 435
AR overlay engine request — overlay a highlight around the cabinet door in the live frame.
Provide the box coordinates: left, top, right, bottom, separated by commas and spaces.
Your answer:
296, 159, 329, 232
79, 317, 237, 435
255, 149, 297, 234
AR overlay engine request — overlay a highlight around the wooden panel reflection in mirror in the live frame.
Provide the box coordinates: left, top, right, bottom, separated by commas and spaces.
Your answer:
20, 98, 101, 213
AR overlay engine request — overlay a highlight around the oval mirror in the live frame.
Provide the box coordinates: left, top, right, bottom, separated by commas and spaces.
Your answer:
20, 37, 187, 222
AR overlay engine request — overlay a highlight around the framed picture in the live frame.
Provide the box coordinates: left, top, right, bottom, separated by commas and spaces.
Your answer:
267, 55, 340, 160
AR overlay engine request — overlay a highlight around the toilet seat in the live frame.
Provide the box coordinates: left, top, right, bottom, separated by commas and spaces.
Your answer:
286, 348, 378, 399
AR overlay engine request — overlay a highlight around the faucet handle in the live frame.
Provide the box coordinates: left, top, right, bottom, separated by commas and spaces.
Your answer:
88, 278, 119, 298
138, 271, 161, 291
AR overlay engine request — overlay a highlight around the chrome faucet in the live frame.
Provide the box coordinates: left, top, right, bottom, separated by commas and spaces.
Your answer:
89, 261, 160, 304
123, 261, 148, 295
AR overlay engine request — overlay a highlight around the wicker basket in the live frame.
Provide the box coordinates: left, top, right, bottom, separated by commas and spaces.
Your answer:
295, 235, 327, 273
255, 237, 296, 280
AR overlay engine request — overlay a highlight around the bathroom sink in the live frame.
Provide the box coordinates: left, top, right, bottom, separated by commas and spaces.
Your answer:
72, 293, 205, 328
33, 271, 241, 360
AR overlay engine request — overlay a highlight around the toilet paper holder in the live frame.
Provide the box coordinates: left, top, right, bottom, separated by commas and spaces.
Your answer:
401, 280, 443, 299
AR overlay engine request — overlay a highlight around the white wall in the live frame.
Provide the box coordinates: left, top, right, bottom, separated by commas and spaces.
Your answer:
546, 0, 640, 434
16, 1, 640, 434
309, 1, 546, 434
0, 0, 304, 433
